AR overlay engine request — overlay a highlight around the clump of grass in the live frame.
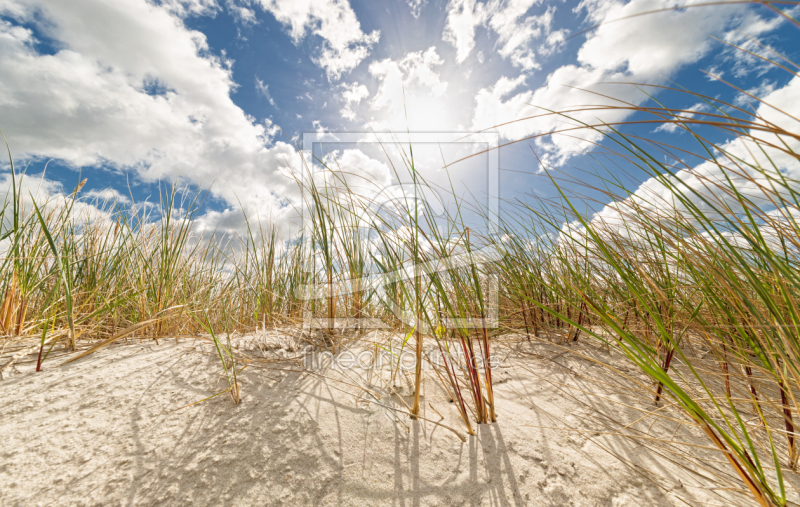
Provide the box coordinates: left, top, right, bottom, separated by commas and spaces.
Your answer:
192, 306, 242, 404
457, 30, 800, 503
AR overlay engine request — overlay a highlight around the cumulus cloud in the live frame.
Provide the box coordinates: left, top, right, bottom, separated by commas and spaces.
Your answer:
443, 0, 488, 64
470, 0, 789, 166
251, 0, 380, 81
0, 0, 302, 237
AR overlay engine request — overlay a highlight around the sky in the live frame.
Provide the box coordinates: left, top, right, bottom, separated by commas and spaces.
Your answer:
0, 0, 798, 241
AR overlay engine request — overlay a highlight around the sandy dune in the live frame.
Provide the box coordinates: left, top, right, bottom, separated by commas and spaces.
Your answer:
0, 334, 770, 506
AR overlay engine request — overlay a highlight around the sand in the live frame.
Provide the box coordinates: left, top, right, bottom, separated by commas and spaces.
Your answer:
0, 332, 779, 506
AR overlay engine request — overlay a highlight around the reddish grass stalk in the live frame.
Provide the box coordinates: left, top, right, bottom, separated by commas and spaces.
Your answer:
459, 331, 485, 422
521, 300, 531, 340
572, 302, 586, 342
411, 325, 422, 419
478, 322, 496, 422
745, 365, 762, 416
35, 340, 45, 372
698, 420, 772, 507
654, 348, 676, 403
436, 339, 474, 435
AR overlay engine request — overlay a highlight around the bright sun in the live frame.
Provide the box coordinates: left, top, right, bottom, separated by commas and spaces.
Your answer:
377, 89, 466, 132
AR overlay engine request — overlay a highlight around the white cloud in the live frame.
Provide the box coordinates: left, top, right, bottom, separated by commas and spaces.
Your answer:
367, 47, 455, 131
0, 0, 303, 237
252, 0, 380, 81
442, 0, 488, 63
443, 0, 554, 71
588, 76, 800, 243
226, 0, 257, 24
158, 0, 219, 17
83, 187, 132, 204
720, 6, 799, 78
255, 77, 277, 107
653, 102, 708, 134
470, 0, 781, 165
734, 75, 800, 173
311, 120, 331, 134
0, 171, 124, 258
734, 80, 778, 109
339, 82, 369, 121
0, 171, 64, 207
370, 47, 448, 110
318, 149, 392, 195
574, 0, 733, 78
341, 83, 370, 103
263, 117, 281, 141
407, 0, 427, 18
539, 28, 567, 57
488, 2, 554, 71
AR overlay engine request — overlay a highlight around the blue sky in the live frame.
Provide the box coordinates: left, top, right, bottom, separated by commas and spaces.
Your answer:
0, 0, 798, 239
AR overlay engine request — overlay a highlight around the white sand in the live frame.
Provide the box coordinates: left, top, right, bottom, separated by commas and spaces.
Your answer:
0, 333, 775, 506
